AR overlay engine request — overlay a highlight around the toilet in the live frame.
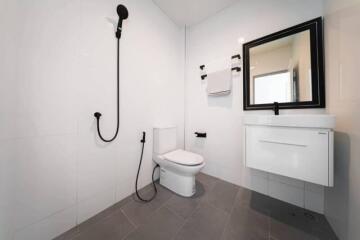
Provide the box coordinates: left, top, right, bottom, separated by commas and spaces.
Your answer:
153, 126, 205, 197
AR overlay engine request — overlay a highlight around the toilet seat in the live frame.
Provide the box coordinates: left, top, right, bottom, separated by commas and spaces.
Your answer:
162, 149, 204, 166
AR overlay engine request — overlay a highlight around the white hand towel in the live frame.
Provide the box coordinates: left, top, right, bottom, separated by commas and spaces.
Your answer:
206, 69, 232, 96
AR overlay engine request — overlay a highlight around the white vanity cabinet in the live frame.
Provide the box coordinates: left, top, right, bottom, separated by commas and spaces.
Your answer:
243, 115, 335, 187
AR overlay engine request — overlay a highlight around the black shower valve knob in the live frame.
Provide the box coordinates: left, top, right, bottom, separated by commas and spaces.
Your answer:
94, 112, 102, 119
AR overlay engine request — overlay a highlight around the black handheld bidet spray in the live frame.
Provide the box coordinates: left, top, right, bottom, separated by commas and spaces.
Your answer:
94, 5, 128, 142
135, 132, 159, 202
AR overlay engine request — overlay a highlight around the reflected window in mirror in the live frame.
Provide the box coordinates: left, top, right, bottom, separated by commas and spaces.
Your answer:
253, 71, 292, 104
243, 17, 324, 110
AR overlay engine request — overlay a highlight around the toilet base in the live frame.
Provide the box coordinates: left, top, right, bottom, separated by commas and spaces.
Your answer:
159, 167, 196, 197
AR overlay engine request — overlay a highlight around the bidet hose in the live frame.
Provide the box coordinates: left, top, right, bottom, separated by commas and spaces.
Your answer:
94, 38, 120, 142
135, 134, 159, 202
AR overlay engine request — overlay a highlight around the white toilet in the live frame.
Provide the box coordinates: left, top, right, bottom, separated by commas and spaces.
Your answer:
153, 126, 205, 197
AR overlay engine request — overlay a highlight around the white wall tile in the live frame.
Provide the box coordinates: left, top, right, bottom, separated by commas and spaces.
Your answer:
14, 206, 77, 240
324, 0, 360, 239
0, 139, 16, 240
305, 182, 325, 194
77, 189, 115, 223
269, 180, 304, 208
305, 190, 324, 213
12, 136, 77, 230
269, 174, 305, 189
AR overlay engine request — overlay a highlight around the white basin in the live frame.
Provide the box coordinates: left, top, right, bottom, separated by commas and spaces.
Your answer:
243, 114, 335, 129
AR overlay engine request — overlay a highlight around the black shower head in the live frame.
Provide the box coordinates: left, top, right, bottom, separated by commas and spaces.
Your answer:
116, 5, 128, 39
117, 5, 129, 20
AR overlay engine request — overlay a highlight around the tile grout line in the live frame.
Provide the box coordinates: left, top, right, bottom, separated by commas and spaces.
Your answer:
170, 202, 204, 240
163, 205, 190, 240
17, 202, 78, 235
120, 208, 137, 229
169, 175, 218, 240
120, 185, 177, 238
219, 188, 240, 240
170, 177, 230, 240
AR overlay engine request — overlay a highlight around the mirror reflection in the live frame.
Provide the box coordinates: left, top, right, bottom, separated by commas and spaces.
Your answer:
249, 30, 312, 104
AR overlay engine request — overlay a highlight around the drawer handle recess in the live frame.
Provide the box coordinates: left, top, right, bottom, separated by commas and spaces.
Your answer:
259, 140, 307, 147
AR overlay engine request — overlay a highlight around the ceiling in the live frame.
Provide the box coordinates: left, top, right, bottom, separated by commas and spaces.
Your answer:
153, 0, 240, 26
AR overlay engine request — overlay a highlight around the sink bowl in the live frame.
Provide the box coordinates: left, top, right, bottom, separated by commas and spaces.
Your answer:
243, 114, 335, 129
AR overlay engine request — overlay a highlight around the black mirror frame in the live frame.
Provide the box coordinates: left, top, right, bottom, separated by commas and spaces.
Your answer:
243, 17, 325, 110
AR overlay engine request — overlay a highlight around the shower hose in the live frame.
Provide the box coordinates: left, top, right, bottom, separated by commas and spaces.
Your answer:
93, 39, 158, 202
93, 38, 121, 142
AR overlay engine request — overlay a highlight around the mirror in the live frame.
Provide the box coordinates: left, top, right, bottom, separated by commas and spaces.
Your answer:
243, 17, 325, 110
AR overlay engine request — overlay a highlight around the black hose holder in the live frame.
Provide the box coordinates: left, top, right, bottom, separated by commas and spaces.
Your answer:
194, 132, 207, 138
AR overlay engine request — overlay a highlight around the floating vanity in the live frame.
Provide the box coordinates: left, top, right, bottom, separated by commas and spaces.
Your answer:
243, 115, 335, 187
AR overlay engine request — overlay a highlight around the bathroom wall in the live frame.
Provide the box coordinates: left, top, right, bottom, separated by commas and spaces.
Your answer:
0, 0, 184, 239
185, 0, 326, 213
0, 1, 18, 240
324, 0, 360, 239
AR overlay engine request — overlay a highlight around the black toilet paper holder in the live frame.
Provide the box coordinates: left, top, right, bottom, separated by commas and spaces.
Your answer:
194, 132, 207, 138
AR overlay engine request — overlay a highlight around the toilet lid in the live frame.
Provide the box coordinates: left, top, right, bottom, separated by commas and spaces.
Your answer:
163, 149, 204, 166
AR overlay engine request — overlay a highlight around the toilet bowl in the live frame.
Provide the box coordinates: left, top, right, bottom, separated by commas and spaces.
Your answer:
153, 127, 205, 197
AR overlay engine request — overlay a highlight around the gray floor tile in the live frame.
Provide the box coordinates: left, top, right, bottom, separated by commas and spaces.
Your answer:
164, 179, 212, 219
311, 225, 339, 240
165, 194, 201, 219
121, 183, 173, 226
196, 172, 218, 189
270, 218, 317, 240
194, 180, 214, 202
124, 207, 184, 240
78, 196, 133, 233
174, 224, 210, 240
233, 186, 253, 206
53, 226, 79, 240
72, 209, 135, 240
234, 187, 274, 216
54, 173, 338, 240
207, 180, 239, 213
222, 205, 269, 240
177, 203, 229, 240
54, 196, 134, 240
269, 204, 318, 240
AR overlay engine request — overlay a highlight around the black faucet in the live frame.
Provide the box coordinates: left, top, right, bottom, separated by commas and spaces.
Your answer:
273, 102, 279, 115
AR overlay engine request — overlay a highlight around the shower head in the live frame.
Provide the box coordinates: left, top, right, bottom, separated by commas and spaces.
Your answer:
116, 5, 128, 39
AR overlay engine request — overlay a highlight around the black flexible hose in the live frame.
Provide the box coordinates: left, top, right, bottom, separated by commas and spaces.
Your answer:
94, 38, 120, 142
135, 136, 159, 202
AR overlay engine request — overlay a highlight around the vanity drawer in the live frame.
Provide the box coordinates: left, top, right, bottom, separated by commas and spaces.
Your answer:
245, 125, 333, 186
